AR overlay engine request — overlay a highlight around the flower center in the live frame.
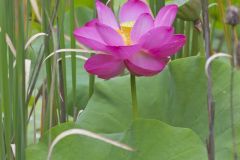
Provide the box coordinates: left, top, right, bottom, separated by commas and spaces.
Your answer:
117, 21, 134, 45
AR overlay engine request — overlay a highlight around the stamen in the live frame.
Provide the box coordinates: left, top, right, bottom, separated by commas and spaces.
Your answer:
117, 21, 135, 45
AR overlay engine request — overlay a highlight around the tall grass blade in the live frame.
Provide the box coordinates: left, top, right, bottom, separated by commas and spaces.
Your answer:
0, 0, 12, 159
70, 0, 77, 117
14, 0, 27, 159
201, 0, 215, 159
58, 0, 67, 122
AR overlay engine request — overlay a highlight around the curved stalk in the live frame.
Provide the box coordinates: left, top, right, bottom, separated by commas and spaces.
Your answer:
47, 129, 134, 160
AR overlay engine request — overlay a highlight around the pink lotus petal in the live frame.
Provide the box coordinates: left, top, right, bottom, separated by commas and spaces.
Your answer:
96, 23, 124, 46
125, 51, 168, 76
155, 4, 178, 27
139, 26, 174, 51
106, 44, 141, 59
119, 0, 152, 23
96, 0, 119, 29
150, 34, 186, 58
131, 13, 154, 43
84, 54, 125, 79
74, 26, 107, 51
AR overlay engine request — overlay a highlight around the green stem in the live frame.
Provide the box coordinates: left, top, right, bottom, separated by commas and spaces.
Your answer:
89, 74, 95, 99
176, 19, 185, 58
130, 74, 138, 120
15, 0, 27, 159
191, 27, 199, 56
58, 0, 67, 122
183, 21, 191, 57
70, 0, 76, 109
0, 0, 12, 159
0, 104, 3, 160
88, 0, 97, 99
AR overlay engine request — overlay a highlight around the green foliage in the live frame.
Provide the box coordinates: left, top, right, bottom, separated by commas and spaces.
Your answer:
27, 119, 206, 160
65, 59, 102, 115
75, 56, 240, 159
27, 56, 240, 159
74, 0, 94, 8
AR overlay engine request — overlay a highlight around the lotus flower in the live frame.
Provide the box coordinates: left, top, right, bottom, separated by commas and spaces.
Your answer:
74, 0, 186, 79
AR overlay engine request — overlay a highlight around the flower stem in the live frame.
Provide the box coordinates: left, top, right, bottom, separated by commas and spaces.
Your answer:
89, 73, 95, 98
130, 74, 138, 120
